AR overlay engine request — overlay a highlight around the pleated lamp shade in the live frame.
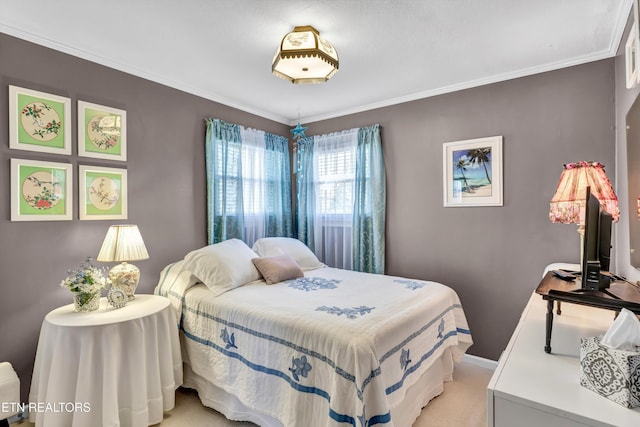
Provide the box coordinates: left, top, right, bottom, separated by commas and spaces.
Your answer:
549, 161, 620, 225
97, 225, 149, 262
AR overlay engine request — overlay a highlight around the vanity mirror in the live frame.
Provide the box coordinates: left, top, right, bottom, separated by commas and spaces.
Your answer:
627, 93, 640, 268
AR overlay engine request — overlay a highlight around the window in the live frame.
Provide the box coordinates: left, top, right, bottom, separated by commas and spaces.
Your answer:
296, 124, 385, 274
302, 130, 358, 269
212, 130, 276, 216
317, 148, 356, 215
240, 141, 267, 216
206, 119, 292, 246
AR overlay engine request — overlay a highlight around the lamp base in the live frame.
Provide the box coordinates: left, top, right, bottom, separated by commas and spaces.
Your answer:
108, 262, 140, 301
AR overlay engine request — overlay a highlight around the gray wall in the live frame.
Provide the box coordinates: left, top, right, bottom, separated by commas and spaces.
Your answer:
305, 60, 615, 361
0, 32, 288, 400
0, 31, 618, 400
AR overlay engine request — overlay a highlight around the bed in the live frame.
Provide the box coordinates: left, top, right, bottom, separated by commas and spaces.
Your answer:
154, 238, 472, 427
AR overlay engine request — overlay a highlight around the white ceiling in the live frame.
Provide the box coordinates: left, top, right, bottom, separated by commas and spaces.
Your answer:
0, 0, 632, 125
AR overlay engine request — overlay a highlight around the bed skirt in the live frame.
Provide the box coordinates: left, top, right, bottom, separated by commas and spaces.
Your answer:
181, 347, 456, 427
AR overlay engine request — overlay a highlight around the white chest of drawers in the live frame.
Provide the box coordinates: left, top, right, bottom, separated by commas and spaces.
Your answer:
487, 292, 640, 427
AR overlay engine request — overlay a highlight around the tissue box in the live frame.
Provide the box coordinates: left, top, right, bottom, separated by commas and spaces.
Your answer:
580, 335, 640, 408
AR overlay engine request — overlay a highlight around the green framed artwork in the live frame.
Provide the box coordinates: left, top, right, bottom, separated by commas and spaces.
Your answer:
78, 101, 127, 161
9, 86, 72, 155
11, 159, 73, 221
79, 165, 128, 220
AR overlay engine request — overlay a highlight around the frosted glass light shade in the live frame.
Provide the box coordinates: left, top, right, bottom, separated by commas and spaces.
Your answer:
272, 25, 339, 84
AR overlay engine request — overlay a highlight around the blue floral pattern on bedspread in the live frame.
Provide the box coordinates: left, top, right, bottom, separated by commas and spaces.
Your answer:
289, 355, 312, 381
286, 277, 340, 291
393, 279, 425, 290
220, 327, 237, 350
316, 305, 375, 319
156, 255, 474, 427
400, 348, 412, 371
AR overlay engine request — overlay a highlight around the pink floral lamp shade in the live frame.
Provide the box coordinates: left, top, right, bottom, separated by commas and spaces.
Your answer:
549, 161, 620, 224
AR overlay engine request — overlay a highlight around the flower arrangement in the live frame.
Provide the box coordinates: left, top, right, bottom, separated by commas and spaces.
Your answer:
60, 257, 109, 293
60, 257, 110, 311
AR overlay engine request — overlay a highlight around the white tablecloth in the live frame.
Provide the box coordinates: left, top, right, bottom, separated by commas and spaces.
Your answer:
29, 294, 183, 427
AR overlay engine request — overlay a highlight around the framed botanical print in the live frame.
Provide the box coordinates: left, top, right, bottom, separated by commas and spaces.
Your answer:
9, 86, 72, 155
11, 159, 73, 221
79, 165, 127, 220
442, 136, 503, 207
78, 101, 127, 161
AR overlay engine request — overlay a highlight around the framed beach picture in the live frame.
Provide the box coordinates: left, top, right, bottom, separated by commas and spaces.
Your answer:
78, 101, 127, 161
442, 136, 503, 207
11, 159, 73, 221
9, 86, 72, 155
79, 165, 127, 220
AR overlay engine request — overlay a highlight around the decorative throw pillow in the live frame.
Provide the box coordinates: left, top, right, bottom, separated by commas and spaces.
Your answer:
252, 237, 325, 271
252, 254, 304, 285
183, 238, 261, 296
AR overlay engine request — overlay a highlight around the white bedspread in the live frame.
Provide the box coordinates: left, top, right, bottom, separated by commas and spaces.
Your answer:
155, 262, 472, 427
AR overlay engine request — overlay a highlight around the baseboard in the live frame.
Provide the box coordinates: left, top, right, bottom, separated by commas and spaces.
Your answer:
462, 353, 498, 370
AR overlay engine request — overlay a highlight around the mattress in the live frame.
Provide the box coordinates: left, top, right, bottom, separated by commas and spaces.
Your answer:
155, 261, 472, 427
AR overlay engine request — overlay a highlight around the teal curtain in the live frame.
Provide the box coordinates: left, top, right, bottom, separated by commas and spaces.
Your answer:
205, 119, 292, 245
295, 136, 316, 248
206, 118, 244, 244
295, 125, 386, 274
353, 124, 386, 274
264, 133, 293, 238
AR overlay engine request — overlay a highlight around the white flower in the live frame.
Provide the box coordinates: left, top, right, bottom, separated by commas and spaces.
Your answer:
60, 257, 110, 294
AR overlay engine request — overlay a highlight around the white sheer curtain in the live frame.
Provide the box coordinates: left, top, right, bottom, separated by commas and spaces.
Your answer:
311, 129, 358, 269
239, 127, 266, 247
206, 119, 293, 246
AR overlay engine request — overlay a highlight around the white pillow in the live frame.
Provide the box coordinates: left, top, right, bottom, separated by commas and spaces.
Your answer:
252, 237, 325, 271
183, 239, 261, 296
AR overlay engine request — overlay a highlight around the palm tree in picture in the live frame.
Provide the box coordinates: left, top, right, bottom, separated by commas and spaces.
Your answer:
455, 158, 473, 193
467, 147, 492, 184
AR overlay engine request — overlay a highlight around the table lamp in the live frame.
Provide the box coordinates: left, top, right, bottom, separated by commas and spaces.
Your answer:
97, 225, 149, 301
549, 161, 620, 263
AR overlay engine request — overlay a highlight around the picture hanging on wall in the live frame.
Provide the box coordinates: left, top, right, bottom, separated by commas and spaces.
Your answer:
79, 165, 128, 220
11, 158, 73, 221
442, 136, 503, 207
78, 101, 127, 161
634, 0, 640, 88
9, 86, 72, 155
626, 22, 638, 89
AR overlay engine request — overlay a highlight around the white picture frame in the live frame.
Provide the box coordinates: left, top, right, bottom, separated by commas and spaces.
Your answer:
78, 101, 127, 161
627, 22, 638, 89
443, 136, 503, 207
79, 165, 128, 220
627, 0, 640, 89
636, 0, 640, 82
11, 158, 73, 221
9, 86, 72, 155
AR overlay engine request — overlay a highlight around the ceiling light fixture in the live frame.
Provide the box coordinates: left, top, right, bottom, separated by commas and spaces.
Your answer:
272, 25, 339, 84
